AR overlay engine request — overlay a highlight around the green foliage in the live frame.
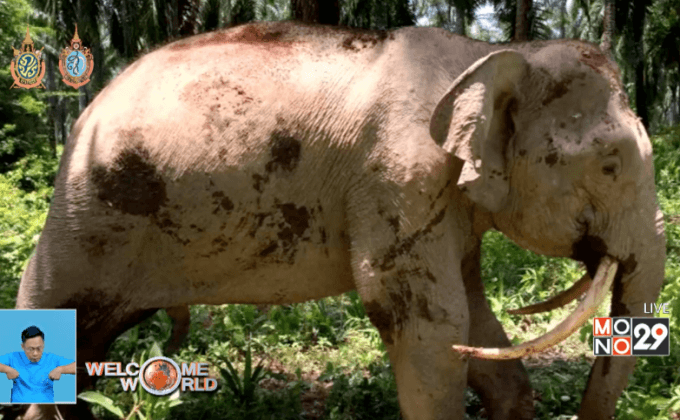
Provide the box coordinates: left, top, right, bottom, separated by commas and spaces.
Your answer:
481, 229, 582, 328
323, 361, 401, 420
78, 392, 125, 418
528, 359, 591, 418
0, 0, 51, 171
218, 336, 268, 412
653, 126, 680, 216
0, 144, 59, 309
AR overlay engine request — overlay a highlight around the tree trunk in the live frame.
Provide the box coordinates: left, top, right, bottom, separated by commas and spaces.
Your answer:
515, 0, 532, 41
559, 0, 567, 38
600, 0, 615, 57
632, 0, 648, 128
58, 97, 67, 146
45, 53, 57, 158
675, 83, 680, 125
454, 5, 465, 35
231, 0, 256, 25
671, 82, 679, 125
177, 0, 199, 36
78, 85, 91, 113
291, 0, 339, 25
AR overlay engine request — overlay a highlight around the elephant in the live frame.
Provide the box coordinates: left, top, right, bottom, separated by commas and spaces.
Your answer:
15, 21, 665, 420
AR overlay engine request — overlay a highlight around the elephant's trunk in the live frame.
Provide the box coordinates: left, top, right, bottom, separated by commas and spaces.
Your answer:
577, 205, 666, 419
452, 255, 619, 359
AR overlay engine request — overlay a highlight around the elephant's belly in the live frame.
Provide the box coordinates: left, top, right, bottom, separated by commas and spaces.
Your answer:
184, 244, 355, 305
134, 192, 356, 305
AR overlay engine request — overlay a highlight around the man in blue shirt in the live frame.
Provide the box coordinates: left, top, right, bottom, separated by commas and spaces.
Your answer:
0, 326, 75, 403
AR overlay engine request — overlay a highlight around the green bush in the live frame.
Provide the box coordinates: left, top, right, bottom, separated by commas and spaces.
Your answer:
0, 144, 59, 309
323, 361, 401, 420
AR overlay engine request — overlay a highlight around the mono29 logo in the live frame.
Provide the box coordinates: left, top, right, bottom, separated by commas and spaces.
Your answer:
593, 317, 670, 356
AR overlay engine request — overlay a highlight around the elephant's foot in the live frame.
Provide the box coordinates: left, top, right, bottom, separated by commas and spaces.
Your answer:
165, 305, 191, 354
382, 318, 470, 420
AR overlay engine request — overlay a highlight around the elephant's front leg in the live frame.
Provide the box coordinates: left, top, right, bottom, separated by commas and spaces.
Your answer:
462, 240, 535, 420
360, 266, 470, 420
350, 202, 470, 419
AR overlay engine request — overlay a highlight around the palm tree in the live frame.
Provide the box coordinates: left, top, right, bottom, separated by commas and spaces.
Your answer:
600, 0, 614, 55
292, 0, 339, 24
490, 0, 552, 40
515, 0, 531, 40
644, 0, 680, 128
342, 0, 414, 30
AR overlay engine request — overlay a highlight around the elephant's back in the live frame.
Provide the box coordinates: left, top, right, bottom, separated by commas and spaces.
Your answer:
69, 22, 397, 175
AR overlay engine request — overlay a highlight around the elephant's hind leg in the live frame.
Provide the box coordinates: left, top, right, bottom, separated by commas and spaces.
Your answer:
165, 305, 191, 354
463, 242, 535, 420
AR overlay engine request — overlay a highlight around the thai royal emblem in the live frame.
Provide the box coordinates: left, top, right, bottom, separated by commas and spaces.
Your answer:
10, 26, 46, 89
58, 25, 94, 89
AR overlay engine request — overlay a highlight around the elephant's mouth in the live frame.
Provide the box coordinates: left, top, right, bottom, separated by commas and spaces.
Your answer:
451, 236, 621, 360
571, 234, 611, 279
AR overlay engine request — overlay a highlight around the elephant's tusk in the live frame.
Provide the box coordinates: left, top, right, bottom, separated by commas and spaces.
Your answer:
507, 273, 592, 315
452, 256, 618, 360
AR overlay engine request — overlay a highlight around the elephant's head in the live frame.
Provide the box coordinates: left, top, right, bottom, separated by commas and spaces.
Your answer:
430, 41, 665, 359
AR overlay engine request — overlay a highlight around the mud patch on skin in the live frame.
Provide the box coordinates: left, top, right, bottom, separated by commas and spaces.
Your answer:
212, 191, 235, 214
110, 224, 127, 233
416, 294, 434, 322
251, 131, 302, 193
259, 242, 279, 257
247, 201, 312, 263
341, 31, 392, 51
91, 142, 167, 216
544, 152, 559, 167
252, 174, 267, 193
169, 24, 292, 51
377, 205, 400, 234
200, 234, 231, 258
276, 203, 310, 253
373, 207, 447, 271
152, 211, 190, 246
541, 71, 587, 107
364, 271, 422, 344
266, 132, 301, 173
82, 235, 108, 257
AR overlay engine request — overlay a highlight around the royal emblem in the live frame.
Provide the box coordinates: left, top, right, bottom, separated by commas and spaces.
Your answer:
58, 25, 94, 89
10, 26, 46, 89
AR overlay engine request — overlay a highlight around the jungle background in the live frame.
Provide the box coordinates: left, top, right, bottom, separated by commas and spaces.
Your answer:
0, 0, 679, 418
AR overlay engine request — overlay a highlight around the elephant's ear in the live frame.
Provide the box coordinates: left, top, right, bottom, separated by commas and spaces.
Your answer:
430, 50, 527, 213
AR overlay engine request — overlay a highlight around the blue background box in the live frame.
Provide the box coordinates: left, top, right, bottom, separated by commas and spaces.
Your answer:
0, 309, 76, 404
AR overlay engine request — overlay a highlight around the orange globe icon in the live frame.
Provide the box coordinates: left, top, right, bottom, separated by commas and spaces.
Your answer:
142, 359, 179, 392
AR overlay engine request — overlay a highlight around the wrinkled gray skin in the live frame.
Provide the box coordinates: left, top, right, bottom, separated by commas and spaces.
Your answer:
16, 21, 665, 420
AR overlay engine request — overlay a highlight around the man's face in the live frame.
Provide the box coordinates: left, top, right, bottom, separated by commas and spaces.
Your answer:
22, 336, 44, 363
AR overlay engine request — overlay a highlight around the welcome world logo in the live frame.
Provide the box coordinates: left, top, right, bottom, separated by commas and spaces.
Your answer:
86, 357, 217, 395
